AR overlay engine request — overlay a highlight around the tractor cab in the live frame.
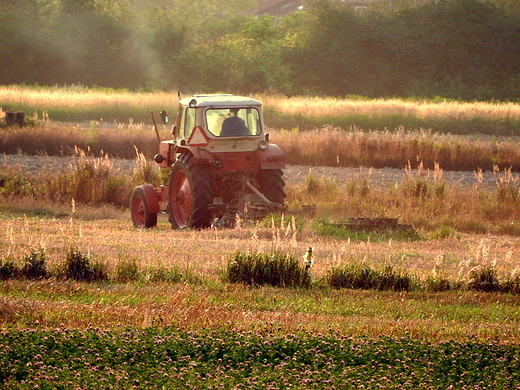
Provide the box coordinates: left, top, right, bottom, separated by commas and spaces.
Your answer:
163, 95, 268, 148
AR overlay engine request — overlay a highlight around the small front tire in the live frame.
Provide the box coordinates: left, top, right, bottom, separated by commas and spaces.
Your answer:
131, 186, 158, 228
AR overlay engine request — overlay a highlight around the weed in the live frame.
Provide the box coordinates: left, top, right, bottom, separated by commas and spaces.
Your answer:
0, 257, 17, 280
502, 275, 520, 294
467, 265, 500, 292
313, 220, 421, 242
325, 264, 414, 291
227, 251, 311, 288
114, 254, 140, 283
147, 265, 183, 283
423, 275, 453, 292
21, 248, 47, 279
64, 247, 108, 282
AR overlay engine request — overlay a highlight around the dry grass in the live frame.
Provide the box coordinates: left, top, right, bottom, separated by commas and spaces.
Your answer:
271, 126, 520, 171
259, 94, 520, 122
2, 85, 520, 135
1, 198, 520, 341
1, 198, 518, 284
0, 85, 177, 123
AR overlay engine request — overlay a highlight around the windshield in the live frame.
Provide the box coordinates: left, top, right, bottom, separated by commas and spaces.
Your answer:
205, 107, 261, 137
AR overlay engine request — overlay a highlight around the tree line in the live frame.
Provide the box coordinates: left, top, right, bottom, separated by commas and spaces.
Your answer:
1, 0, 519, 100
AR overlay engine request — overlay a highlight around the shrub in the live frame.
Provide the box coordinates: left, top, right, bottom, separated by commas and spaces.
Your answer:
227, 251, 311, 288
21, 249, 47, 279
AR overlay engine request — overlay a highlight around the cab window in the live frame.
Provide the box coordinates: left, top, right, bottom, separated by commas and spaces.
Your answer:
181, 107, 195, 139
205, 108, 261, 137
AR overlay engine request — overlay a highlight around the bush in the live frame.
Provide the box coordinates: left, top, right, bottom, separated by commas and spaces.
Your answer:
227, 251, 311, 288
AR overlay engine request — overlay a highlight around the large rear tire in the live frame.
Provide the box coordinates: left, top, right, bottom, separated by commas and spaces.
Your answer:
130, 186, 158, 228
168, 154, 212, 229
257, 168, 286, 205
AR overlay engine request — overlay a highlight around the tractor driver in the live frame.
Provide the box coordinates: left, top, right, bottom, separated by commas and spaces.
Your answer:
220, 108, 250, 136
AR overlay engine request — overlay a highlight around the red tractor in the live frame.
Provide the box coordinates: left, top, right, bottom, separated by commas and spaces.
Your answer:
131, 94, 290, 229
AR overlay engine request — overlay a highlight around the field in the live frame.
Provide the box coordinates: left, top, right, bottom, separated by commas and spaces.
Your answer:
1, 87, 520, 388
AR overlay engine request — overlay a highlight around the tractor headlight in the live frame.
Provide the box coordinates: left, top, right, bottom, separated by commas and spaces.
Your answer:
259, 140, 269, 150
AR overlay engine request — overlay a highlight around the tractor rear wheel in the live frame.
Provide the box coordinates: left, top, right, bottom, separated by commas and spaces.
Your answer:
168, 154, 212, 229
257, 168, 286, 205
130, 186, 158, 228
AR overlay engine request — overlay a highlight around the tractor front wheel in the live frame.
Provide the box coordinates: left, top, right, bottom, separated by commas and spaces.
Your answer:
130, 186, 158, 228
168, 155, 212, 229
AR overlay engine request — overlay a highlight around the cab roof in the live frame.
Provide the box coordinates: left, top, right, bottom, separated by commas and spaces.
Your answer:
179, 94, 262, 108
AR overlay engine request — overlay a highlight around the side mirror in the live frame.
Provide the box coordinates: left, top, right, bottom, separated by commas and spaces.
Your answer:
172, 125, 178, 138
265, 132, 270, 143
160, 110, 169, 124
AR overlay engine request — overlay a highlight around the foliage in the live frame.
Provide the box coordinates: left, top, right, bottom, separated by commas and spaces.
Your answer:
0, 328, 520, 388
227, 251, 311, 288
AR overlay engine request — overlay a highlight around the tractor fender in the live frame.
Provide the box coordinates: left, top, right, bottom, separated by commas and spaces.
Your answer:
258, 144, 286, 169
137, 184, 160, 214
176, 146, 214, 164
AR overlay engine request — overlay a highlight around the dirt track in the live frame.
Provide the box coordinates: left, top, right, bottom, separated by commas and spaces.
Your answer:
1, 153, 514, 190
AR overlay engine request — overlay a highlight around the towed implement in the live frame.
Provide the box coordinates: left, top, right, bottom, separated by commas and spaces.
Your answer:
131, 94, 315, 229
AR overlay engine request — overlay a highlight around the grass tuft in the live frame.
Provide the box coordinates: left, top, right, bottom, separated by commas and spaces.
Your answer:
21, 248, 48, 279
467, 265, 501, 293
227, 251, 311, 288
114, 254, 140, 283
325, 264, 414, 291
64, 247, 108, 282
0, 257, 17, 280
